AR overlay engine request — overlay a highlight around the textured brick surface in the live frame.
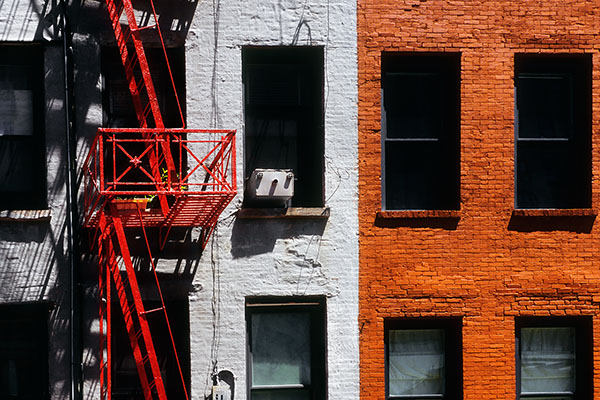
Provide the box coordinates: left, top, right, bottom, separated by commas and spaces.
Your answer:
358, 1, 600, 399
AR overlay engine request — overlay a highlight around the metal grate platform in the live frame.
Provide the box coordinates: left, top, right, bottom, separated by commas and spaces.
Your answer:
83, 128, 236, 229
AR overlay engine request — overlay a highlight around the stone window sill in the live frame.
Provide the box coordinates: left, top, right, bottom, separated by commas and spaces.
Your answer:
237, 207, 330, 219
376, 210, 460, 219
512, 208, 597, 217
0, 209, 52, 222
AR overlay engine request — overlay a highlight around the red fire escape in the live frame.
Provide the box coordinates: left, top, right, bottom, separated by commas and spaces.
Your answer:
82, 1, 236, 399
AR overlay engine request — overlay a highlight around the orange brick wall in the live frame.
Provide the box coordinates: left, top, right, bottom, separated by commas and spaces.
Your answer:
358, 1, 600, 399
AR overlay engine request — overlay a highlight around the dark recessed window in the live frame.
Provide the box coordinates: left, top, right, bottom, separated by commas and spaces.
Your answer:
102, 46, 185, 128
381, 53, 460, 211
385, 318, 462, 400
0, 45, 46, 210
101, 47, 186, 192
242, 47, 324, 207
516, 317, 592, 400
0, 303, 49, 400
515, 55, 591, 209
246, 297, 326, 400
111, 299, 190, 400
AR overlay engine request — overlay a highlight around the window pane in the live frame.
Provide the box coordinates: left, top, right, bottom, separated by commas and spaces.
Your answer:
107, 77, 137, 127
521, 327, 575, 395
516, 141, 588, 209
251, 312, 311, 387
0, 139, 35, 193
388, 329, 445, 396
0, 90, 33, 136
246, 65, 302, 106
385, 141, 458, 210
103, 47, 185, 128
384, 72, 442, 139
517, 74, 572, 139
251, 388, 310, 400
245, 117, 298, 174
0, 65, 34, 137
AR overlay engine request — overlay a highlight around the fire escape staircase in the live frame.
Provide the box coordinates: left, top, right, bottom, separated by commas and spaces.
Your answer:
83, 1, 237, 399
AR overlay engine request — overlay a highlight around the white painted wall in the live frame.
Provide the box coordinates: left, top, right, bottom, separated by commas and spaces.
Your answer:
185, 1, 359, 399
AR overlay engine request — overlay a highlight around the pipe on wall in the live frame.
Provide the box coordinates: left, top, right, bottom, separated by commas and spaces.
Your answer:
61, 1, 82, 399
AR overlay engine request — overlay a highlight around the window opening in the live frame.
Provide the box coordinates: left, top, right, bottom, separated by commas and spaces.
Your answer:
514, 54, 591, 209
0, 45, 46, 210
385, 318, 462, 400
111, 298, 190, 400
381, 53, 460, 211
516, 317, 592, 400
246, 298, 326, 400
0, 303, 49, 400
242, 47, 324, 207
101, 46, 186, 194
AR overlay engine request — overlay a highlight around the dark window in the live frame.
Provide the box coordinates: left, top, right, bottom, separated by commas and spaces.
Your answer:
385, 318, 462, 400
0, 303, 49, 400
246, 297, 326, 400
515, 55, 592, 209
111, 299, 190, 400
102, 46, 185, 128
242, 47, 324, 207
516, 317, 592, 400
0, 45, 46, 210
381, 53, 460, 211
101, 47, 186, 193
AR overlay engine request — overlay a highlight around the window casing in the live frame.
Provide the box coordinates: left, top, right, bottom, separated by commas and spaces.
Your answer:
516, 317, 592, 400
0, 45, 46, 210
242, 47, 324, 207
0, 303, 49, 400
381, 53, 460, 211
514, 55, 592, 209
385, 318, 462, 400
246, 298, 326, 400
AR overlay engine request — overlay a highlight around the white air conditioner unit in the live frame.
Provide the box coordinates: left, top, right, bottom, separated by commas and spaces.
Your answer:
246, 168, 294, 205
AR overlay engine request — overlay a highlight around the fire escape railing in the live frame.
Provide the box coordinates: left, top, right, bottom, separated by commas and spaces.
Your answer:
83, 128, 236, 229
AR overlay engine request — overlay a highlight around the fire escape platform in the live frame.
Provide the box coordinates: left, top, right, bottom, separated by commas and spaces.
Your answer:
83, 128, 236, 230
87, 194, 235, 228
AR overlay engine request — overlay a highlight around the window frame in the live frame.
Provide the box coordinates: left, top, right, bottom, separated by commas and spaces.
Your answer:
0, 44, 47, 210
515, 317, 592, 400
242, 46, 325, 208
245, 297, 327, 400
381, 52, 461, 212
514, 54, 592, 210
385, 318, 462, 400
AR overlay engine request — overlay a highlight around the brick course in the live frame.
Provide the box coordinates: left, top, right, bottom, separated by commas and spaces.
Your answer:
358, 1, 600, 399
